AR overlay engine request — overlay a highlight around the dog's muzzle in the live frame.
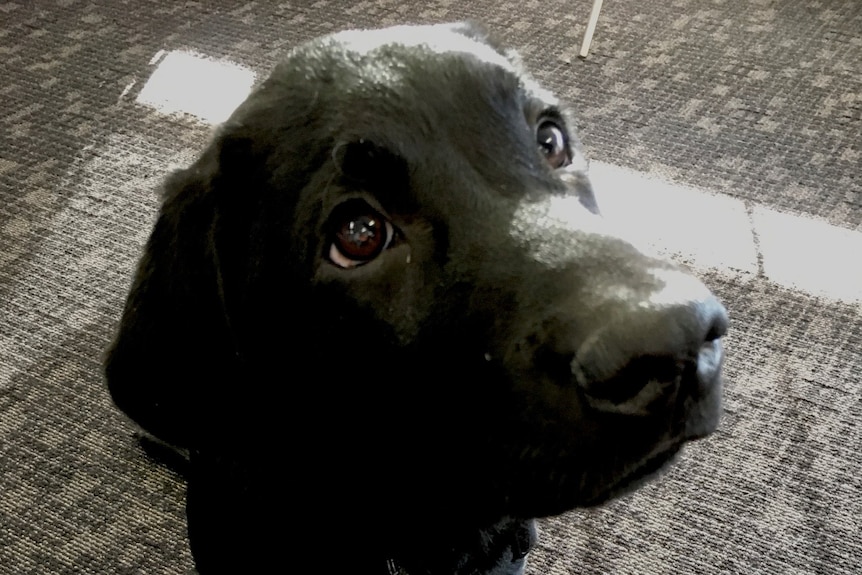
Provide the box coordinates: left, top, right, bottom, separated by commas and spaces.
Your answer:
571, 273, 727, 431
509, 195, 728, 436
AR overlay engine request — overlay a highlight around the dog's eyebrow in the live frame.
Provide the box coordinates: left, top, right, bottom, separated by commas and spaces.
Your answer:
330, 139, 413, 210
525, 98, 567, 126
540, 106, 566, 124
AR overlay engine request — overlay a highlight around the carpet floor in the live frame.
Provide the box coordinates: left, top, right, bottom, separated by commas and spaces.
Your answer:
1, 1, 860, 573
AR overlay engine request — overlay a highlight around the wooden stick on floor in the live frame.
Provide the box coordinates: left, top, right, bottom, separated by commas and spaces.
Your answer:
579, 0, 605, 58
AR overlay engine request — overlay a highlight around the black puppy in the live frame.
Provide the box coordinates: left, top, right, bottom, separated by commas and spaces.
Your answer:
106, 22, 728, 574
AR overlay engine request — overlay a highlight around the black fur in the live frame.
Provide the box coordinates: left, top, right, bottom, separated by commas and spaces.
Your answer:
106, 22, 728, 574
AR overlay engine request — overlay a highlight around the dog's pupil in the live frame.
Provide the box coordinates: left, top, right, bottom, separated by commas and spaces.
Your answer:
337, 216, 381, 258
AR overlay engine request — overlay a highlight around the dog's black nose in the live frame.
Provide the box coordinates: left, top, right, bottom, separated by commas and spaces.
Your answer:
571, 279, 728, 424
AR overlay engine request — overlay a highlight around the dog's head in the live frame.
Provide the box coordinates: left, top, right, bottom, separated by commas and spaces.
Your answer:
107, 21, 726, 534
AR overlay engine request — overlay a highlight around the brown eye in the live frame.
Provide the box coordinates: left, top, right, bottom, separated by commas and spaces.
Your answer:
328, 202, 395, 268
537, 120, 570, 169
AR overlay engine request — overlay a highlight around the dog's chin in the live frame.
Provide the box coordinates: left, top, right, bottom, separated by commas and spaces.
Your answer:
581, 445, 683, 507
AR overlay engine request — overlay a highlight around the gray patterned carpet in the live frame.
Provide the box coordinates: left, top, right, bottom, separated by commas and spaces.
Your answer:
2, 0, 860, 573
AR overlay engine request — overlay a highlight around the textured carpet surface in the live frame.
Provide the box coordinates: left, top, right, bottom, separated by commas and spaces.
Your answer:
1, 0, 860, 573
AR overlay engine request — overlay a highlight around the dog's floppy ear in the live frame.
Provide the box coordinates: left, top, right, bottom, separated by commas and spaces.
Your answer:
105, 143, 241, 448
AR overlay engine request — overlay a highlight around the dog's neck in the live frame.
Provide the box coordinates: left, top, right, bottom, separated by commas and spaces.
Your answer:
385, 518, 536, 575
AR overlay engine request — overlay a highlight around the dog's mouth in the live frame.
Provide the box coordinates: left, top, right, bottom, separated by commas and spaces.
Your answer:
498, 434, 689, 518
581, 443, 683, 507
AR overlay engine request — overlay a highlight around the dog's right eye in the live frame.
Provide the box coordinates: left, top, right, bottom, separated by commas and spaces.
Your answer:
537, 120, 571, 169
327, 202, 395, 269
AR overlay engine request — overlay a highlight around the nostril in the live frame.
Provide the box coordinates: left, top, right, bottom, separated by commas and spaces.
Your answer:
703, 301, 729, 343
705, 323, 723, 343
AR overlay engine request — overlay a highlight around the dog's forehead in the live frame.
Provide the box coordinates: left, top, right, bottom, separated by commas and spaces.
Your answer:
313, 24, 556, 104
332, 24, 512, 69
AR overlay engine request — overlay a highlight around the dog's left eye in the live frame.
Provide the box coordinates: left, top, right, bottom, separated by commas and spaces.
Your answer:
327, 203, 395, 269
537, 120, 570, 169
